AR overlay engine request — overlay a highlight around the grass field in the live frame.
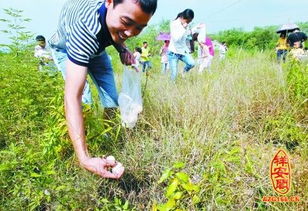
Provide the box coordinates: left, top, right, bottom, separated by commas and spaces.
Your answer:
0, 49, 307, 210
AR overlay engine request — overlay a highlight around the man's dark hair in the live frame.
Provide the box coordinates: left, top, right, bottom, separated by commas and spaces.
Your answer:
143, 41, 148, 44
113, 0, 157, 15
36, 35, 46, 42
175, 9, 194, 20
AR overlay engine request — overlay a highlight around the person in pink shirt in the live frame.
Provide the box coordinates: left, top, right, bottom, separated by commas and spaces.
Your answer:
193, 34, 215, 73
160, 40, 170, 74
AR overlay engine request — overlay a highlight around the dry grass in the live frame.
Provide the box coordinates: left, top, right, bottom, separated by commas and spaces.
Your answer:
1, 50, 306, 210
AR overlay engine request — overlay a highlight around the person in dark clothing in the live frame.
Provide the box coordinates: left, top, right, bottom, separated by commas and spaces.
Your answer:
287, 29, 307, 48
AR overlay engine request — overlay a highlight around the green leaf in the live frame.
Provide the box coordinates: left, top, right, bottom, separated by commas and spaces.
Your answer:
172, 162, 185, 169
46, 170, 56, 175
192, 195, 201, 204
123, 200, 129, 210
166, 178, 179, 197
165, 199, 176, 210
175, 172, 189, 183
245, 155, 254, 174
55, 185, 66, 191
173, 192, 183, 200
228, 146, 241, 155
181, 183, 192, 191
213, 160, 226, 173
158, 169, 172, 184
152, 202, 158, 211
30, 172, 41, 178
100, 198, 109, 203
181, 183, 200, 192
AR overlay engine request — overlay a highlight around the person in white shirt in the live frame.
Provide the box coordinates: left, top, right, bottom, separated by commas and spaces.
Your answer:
168, 9, 195, 80
34, 35, 53, 71
132, 47, 142, 71
219, 42, 228, 60
160, 40, 170, 74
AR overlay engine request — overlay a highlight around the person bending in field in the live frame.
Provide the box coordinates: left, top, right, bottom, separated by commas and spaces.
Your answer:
49, 0, 157, 179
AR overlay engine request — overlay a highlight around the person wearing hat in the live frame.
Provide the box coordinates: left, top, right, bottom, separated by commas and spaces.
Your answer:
287, 28, 307, 48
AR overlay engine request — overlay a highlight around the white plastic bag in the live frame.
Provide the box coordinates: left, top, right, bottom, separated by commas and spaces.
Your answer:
118, 66, 143, 128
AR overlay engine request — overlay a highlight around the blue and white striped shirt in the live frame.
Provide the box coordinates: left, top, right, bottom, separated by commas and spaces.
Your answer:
49, 0, 113, 66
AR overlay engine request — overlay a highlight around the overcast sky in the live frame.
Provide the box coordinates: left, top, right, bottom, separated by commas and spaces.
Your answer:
1, 0, 308, 43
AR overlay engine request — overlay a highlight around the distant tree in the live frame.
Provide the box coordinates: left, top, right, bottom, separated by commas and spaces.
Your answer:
212, 26, 279, 50
0, 8, 33, 56
298, 22, 308, 34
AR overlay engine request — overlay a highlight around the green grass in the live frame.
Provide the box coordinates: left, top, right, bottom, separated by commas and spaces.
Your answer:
0, 49, 307, 210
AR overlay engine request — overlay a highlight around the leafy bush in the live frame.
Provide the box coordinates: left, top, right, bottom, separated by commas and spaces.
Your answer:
286, 61, 308, 101
212, 22, 308, 50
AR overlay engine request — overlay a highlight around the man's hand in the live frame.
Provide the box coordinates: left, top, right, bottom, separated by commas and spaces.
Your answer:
182, 22, 188, 29
113, 43, 135, 65
119, 48, 135, 65
79, 156, 124, 179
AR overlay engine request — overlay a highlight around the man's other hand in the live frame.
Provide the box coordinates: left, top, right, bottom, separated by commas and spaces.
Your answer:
120, 48, 135, 65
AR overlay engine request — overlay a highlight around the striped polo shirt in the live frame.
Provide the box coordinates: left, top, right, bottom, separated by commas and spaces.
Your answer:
49, 0, 114, 66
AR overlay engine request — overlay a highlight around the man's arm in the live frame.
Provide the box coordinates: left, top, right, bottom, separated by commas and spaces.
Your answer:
65, 60, 123, 179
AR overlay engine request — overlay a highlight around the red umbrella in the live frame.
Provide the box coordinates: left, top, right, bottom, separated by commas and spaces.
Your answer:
156, 32, 170, 41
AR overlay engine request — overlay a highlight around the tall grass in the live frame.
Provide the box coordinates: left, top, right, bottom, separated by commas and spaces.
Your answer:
0, 49, 307, 210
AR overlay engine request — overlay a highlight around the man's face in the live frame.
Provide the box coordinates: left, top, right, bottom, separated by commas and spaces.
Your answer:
105, 0, 153, 44
38, 41, 46, 48
143, 42, 148, 48
294, 41, 300, 48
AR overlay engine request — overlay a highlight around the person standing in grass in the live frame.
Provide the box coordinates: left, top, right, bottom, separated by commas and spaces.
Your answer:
34, 35, 53, 71
168, 9, 195, 81
193, 34, 215, 73
218, 41, 228, 60
287, 28, 307, 49
160, 40, 170, 74
276, 33, 288, 63
132, 47, 142, 71
140, 41, 152, 72
289, 41, 306, 61
49, 0, 157, 179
